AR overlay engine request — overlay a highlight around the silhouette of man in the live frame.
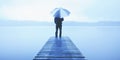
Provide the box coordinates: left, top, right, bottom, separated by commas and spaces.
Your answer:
54, 17, 64, 38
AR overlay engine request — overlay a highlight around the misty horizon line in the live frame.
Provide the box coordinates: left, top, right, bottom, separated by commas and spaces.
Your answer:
0, 20, 120, 26
0, 19, 120, 22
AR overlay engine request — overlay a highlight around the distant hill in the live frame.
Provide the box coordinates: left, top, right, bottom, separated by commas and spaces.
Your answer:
63, 21, 120, 26
0, 20, 53, 26
0, 20, 120, 26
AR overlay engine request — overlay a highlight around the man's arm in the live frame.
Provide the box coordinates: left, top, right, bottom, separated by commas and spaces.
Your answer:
54, 17, 58, 24
61, 18, 64, 21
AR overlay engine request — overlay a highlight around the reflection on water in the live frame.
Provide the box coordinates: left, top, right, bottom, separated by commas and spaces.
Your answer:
0, 26, 120, 60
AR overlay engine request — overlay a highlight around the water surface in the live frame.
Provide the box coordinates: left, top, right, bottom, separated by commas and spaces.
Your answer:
0, 26, 120, 60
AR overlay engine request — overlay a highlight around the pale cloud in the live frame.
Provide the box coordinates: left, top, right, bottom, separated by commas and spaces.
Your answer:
0, 0, 95, 22
0, 0, 119, 22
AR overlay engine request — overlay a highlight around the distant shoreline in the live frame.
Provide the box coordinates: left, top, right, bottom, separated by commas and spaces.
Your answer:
0, 20, 120, 26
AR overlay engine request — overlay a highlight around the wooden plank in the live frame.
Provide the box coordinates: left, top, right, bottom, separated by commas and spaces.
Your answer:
33, 37, 86, 60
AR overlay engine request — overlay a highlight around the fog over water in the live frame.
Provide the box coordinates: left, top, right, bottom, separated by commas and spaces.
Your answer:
0, 26, 120, 60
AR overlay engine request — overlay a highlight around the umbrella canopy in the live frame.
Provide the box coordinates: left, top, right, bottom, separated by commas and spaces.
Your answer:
51, 8, 70, 18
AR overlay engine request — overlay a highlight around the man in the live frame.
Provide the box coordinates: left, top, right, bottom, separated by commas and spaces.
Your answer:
54, 17, 64, 38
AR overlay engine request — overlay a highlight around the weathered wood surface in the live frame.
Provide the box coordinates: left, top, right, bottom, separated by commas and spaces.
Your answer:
33, 37, 85, 60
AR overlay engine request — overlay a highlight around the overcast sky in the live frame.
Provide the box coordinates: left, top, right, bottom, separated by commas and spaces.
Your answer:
0, 0, 120, 22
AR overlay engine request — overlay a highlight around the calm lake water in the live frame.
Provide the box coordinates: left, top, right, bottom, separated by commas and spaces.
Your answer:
0, 26, 120, 60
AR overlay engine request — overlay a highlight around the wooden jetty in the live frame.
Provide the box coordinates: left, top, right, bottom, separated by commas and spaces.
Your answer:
33, 37, 86, 60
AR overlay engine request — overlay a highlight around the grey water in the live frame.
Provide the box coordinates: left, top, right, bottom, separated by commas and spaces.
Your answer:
0, 26, 120, 60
